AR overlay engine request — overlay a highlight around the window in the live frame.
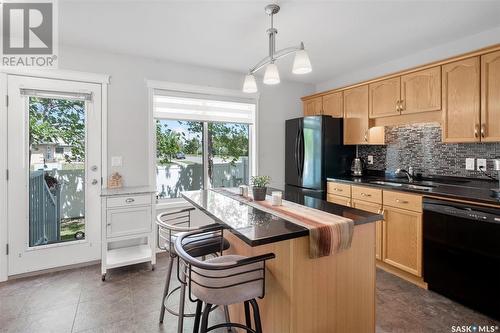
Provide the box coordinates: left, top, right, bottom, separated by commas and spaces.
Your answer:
55, 147, 64, 154
151, 86, 257, 200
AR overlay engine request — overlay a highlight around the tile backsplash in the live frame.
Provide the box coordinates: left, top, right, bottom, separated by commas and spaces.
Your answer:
358, 123, 500, 179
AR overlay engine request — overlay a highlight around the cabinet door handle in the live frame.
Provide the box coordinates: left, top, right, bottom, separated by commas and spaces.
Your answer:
334, 188, 343, 192
474, 124, 479, 138
125, 198, 135, 203
364, 130, 368, 142
361, 193, 372, 197
481, 124, 486, 138
400, 99, 405, 111
395, 199, 409, 204
396, 100, 401, 112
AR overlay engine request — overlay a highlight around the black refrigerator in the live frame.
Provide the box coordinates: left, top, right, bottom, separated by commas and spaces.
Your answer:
285, 116, 354, 200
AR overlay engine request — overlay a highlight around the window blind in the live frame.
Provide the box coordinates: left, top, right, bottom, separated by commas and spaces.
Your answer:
153, 89, 256, 124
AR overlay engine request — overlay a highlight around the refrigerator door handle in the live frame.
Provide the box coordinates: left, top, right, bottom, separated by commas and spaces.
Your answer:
294, 129, 300, 178
298, 128, 305, 178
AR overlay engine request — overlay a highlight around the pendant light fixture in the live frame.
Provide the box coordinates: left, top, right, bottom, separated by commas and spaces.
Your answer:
242, 3, 312, 93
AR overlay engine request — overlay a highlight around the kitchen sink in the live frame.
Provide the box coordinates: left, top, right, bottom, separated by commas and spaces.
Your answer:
369, 181, 403, 187
369, 181, 434, 191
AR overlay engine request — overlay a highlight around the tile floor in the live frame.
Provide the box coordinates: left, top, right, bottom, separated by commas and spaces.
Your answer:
0, 255, 499, 333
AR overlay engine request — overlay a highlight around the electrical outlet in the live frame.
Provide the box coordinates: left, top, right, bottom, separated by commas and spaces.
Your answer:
367, 155, 374, 165
477, 158, 487, 171
465, 158, 475, 171
111, 156, 123, 167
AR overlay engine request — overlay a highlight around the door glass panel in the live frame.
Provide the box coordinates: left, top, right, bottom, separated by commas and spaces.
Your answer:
208, 122, 249, 188
156, 120, 203, 199
29, 97, 86, 246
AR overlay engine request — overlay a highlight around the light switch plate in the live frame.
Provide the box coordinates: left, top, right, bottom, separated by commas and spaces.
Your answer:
465, 158, 475, 171
477, 158, 487, 171
367, 155, 374, 165
111, 156, 123, 167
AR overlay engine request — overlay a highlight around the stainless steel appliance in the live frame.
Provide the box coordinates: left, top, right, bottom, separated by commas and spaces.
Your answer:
285, 116, 354, 199
423, 198, 500, 320
351, 146, 364, 176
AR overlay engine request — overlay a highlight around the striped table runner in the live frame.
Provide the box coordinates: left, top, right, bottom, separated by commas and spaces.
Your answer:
212, 188, 354, 258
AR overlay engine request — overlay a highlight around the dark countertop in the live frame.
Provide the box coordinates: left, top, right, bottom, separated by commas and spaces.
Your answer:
181, 189, 382, 247
328, 175, 500, 206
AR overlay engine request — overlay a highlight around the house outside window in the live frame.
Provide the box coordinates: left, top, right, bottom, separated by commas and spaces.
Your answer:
150, 83, 258, 201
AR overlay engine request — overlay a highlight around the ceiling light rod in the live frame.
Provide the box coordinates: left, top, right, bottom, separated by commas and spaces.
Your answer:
247, 4, 304, 75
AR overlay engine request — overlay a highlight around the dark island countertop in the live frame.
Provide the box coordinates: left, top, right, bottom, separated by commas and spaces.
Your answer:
181, 189, 382, 247
328, 175, 500, 206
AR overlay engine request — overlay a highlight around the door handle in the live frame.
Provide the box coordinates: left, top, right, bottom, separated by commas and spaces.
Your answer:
125, 198, 135, 203
481, 124, 486, 138
91, 179, 98, 185
91, 165, 98, 172
474, 124, 479, 138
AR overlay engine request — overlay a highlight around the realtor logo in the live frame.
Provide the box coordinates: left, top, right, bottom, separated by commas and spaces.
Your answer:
1, 0, 58, 67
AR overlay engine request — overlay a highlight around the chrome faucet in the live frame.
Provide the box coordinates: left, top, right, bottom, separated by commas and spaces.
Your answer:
396, 168, 414, 182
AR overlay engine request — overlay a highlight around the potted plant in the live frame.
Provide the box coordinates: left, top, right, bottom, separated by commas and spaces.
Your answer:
251, 175, 271, 201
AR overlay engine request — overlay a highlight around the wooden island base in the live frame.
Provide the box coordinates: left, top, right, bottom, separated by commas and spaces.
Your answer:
224, 222, 376, 333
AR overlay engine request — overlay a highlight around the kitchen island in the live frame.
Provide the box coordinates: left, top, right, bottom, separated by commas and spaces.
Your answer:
182, 189, 382, 333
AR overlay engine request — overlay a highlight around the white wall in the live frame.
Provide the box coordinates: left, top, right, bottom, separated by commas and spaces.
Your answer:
59, 46, 314, 189
316, 25, 500, 92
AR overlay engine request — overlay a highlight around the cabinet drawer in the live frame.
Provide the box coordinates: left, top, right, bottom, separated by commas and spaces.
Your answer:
327, 182, 351, 197
106, 206, 152, 238
327, 194, 351, 207
383, 190, 422, 212
351, 185, 382, 204
107, 194, 151, 208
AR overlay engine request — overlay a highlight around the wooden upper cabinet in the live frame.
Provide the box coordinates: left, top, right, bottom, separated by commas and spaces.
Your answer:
322, 91, 343, 117
369, 77, 401, 118
481, 51, 500, 142
344, 85, 369, 144
303, 97, 322, 116
442, 57, 481, 143
401, 67, 441, 114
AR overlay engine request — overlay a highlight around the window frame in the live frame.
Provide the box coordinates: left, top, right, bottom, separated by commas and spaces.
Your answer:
147, 80, 259, 205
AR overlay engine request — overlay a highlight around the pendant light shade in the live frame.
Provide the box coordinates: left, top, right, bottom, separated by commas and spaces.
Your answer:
263, 62, 280, 85
242, 74, 258, 93
292, 49, 312, 74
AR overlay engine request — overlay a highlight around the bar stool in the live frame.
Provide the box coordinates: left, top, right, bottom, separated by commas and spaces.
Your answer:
156, 208, 230, 333
174, 225, 275, 333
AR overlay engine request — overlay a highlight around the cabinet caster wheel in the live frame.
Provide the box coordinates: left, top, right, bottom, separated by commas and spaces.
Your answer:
101, 274, 106, 281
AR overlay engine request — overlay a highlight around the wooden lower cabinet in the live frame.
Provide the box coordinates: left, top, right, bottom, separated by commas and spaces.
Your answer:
327, 194, 351, 207
352, 200, 383, 260
382, 206, 422, 277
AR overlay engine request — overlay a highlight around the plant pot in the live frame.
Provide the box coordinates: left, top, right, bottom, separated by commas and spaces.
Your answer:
252, 187, 267, 201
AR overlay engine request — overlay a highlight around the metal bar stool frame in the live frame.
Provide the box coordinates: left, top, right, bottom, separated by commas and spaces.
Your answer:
175, 225, 275, 333
156, 208, 229, 333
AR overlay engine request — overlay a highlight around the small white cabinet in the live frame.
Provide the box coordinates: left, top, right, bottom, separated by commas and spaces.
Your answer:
100, 187, 156, 280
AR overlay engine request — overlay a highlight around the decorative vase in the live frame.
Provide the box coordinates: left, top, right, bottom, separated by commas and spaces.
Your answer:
252, 186, 267, 201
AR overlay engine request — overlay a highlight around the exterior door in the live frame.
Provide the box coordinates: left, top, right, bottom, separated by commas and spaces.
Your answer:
7, 75, 102, 275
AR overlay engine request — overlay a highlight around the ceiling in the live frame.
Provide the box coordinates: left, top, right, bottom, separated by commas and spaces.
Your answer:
59, 1, 500, 84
